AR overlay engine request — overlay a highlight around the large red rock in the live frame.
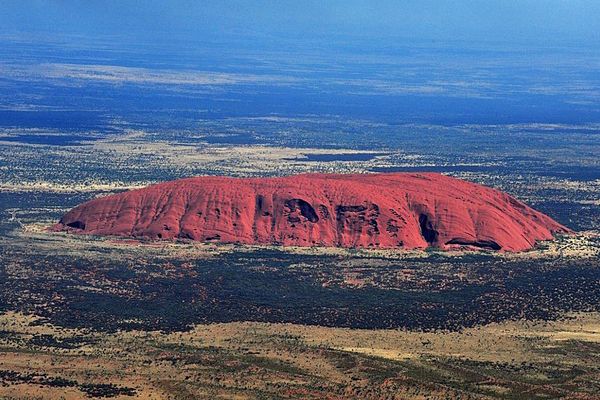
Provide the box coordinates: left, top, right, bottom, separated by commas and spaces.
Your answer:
54, 173, 569, 251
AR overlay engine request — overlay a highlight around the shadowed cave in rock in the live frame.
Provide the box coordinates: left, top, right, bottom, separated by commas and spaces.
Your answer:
418, 214, 438, 244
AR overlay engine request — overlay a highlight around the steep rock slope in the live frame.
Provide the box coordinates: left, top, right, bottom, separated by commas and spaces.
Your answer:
54, 173, 569, 251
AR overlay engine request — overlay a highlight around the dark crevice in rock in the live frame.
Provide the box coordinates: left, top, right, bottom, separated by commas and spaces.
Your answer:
65, 221, 86, 230
418, 214, 438, 244
386, 219, 399, 235
318, 205, 330, 219
285, 199, 319, 223
336, 205, 367, 213
255, 195, 270, 216
368, 219, 379, 235
446, 238, 501, 250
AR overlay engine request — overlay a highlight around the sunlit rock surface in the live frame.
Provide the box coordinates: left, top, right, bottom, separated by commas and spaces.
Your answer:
54, 173, 569, 251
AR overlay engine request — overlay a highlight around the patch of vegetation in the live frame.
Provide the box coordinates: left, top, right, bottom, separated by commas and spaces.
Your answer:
0, 369, 136, 398
29, 334, 94, 349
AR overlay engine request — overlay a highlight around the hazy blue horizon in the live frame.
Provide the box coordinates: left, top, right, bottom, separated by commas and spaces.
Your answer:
2, 1, 600, 129
2, 1, 600, 49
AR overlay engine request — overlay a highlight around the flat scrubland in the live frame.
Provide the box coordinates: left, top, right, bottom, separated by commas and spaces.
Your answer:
0, 125, 598, 399
3, 225, 600, 330
1, 225, 599, 399
0, 311, 599, 399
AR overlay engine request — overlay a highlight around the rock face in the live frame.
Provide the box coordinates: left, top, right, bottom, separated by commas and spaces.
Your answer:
54, 173, 569, 251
